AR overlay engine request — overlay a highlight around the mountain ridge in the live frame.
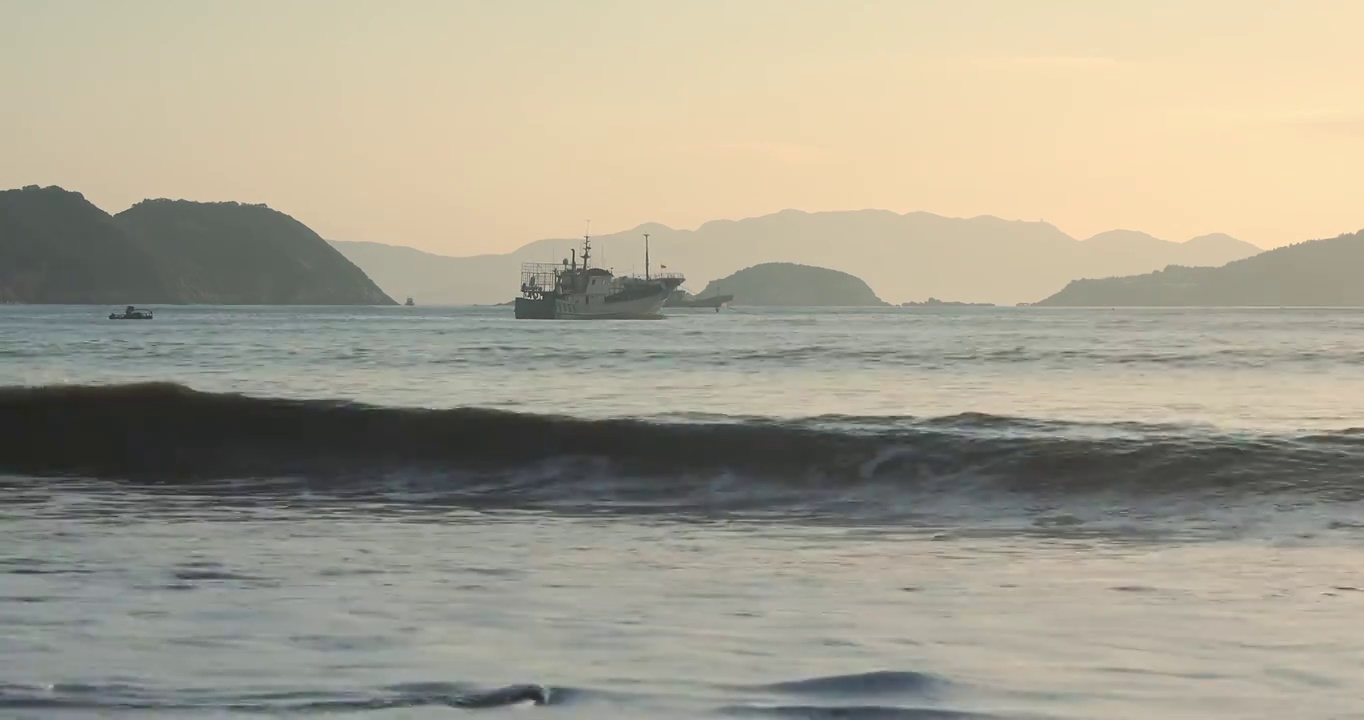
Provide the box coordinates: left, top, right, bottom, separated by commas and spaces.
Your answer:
1037, 229, 1364, 306
329, 208, 1259, 306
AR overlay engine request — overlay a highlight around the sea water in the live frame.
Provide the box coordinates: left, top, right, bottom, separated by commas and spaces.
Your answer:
1, 305, 1362, 719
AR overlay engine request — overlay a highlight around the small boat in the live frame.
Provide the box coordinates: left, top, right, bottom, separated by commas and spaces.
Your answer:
109, 305, 153, 320
405, 297, 415, 306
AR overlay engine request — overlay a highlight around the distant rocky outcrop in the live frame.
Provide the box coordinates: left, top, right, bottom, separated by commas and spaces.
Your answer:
1036, 229, 1364, 306
330, 211, 1260, 306
0, 185, 394, 305
697, 262, 887, 306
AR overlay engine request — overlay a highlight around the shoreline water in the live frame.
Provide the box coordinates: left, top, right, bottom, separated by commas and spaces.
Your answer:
4, 306, 1363, 719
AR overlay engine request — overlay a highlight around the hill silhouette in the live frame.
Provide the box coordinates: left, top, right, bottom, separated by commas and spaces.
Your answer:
0, 185, 394, 305
118, 199, 393, 305
1037, 229, 1364, 306
697, 262, 887, 306
330, 210, 1258, 306
0, 186, 172, 303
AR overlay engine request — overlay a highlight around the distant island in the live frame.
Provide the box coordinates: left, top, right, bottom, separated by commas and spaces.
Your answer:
329, 211, 1259, 306
900, 298, 995, 307
0, 185, 394, 305
697, 262, 888, 306
1036, 229, 1364, 306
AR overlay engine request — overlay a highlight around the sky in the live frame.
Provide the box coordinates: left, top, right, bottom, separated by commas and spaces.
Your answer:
3, 0, 1363, 255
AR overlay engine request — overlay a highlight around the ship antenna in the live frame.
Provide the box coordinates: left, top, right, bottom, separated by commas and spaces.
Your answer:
644, 232, 651, 280
582, 219, 592, 270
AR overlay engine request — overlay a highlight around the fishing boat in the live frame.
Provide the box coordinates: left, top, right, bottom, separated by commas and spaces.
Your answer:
514, 229, 684, 319
108, 305, 153, 320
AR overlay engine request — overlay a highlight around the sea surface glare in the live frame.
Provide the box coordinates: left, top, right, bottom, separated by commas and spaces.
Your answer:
2, 305, 1363, 719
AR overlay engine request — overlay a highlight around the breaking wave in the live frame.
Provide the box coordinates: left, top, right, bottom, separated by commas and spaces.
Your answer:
2, 383, 1362, 514
0, 671, 1012, 718
0, 681, 562, 713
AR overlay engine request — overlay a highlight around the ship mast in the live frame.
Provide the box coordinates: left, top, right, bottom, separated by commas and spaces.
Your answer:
581, 220, 592, 271
644, 233, 650, 280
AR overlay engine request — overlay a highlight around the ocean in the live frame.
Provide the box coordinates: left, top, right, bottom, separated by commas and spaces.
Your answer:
1, 305, 1362, 719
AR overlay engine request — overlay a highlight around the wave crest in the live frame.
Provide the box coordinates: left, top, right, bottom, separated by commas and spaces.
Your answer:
750, 671, 944, 697
2, 383, 1362, 508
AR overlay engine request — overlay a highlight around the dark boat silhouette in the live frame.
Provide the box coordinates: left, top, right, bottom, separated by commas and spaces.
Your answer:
109, 305, 153, 320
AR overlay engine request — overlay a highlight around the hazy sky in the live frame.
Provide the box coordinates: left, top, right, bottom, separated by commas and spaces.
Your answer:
3, 0, 1362, 255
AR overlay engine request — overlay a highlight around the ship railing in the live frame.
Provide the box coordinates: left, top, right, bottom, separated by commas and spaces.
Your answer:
621, 271, 686, 281
519, 262, 563, 295
520, 262, 564, 276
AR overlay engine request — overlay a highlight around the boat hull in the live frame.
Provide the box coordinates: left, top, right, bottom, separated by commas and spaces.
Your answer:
666, 293, 733, 309
555, 288, 670, 319
513, 297, 557, 319
515, 284, 674, 320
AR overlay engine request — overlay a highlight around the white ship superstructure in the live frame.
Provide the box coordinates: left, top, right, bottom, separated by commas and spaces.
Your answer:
515, 231, 684, 320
